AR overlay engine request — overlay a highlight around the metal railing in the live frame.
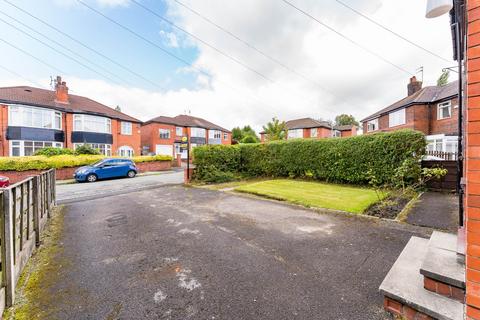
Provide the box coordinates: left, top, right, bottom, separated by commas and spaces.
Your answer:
0, 169, 56, 315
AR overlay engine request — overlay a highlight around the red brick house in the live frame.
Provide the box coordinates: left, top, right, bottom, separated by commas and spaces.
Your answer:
361, 77, 459, 156
260, 117, 357, 142
0, 76, 141, 157
141, 114, 231, 158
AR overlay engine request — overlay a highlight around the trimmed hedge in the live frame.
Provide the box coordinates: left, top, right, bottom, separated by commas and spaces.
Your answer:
193, 130, 426, 185
0, 154, 172, 171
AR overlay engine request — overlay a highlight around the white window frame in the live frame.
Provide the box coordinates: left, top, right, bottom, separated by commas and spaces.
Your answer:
10, 140, 63, 157
176, 127, 183, 136
389, 108, 406, 128
74, 143, 112, 156
190, 127, 206, 138
73, 114, 111, 134
332, 130, 341, 138
311, 128, 317, 138
8, 104, 62, 130
159, 128, 171, 139
367, 119, 379, 132
437, 101, 452, 120
118, 145, 134, 157
287, 129, 303, 139
209, 130, 221, 139
121, 121, 132, 135
223, 132, 228, 140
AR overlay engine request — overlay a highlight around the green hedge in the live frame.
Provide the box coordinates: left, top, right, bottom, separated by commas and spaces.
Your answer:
193, 130, 426, 185
0, 154, 172, 171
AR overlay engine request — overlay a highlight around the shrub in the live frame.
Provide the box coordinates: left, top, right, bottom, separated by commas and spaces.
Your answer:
193, 130, 426, 185
74, 144, 101, 155
0, 154, 173, 171
34, 147, 74, 157
194, 165, 237, 183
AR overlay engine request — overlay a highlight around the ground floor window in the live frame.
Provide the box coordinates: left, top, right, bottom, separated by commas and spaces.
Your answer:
10, 140, 63, 156
426, 134, 458, 159
118, 145, 134, 157
74, 143, 112, 156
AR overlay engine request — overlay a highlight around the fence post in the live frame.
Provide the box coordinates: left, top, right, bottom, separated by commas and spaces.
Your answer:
3, 189, 15, 307
32, 176, 40, 247
52, 169, 56, 206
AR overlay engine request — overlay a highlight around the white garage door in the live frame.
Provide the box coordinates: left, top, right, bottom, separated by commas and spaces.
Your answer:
155, 144, 173, 156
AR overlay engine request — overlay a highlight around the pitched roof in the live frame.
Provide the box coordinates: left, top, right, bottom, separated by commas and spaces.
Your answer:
361, 81, 458, 122
333, 124, 355, 131
285, 118, 332, 130
0, 86, 141, 123
144, 114, 231, 132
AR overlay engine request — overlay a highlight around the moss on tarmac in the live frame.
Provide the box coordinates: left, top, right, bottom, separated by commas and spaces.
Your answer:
4, 206, 70, 320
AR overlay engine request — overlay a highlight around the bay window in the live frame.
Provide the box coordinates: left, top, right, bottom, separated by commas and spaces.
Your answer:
190, 127, 206, 138
118, 145, 134, 157
10, 140, 63, 157
73, 114, 111, 134
209, 130, 221, 139
9, 105, 62, 130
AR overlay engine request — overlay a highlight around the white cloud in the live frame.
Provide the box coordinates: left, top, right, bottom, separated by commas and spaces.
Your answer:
159, 30, 179, 48
2, 0, 454, 133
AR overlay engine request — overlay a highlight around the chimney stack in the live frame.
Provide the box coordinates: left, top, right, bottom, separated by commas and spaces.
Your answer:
407, 76, 422, 96
54, 76, 69, 104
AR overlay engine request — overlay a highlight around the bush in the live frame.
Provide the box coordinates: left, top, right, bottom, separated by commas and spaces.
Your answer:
74, 144, 101, 155
193, 130, 426, 185
194, 165, 237, 183
0, 154, 173, 171
34, 147, 74, 157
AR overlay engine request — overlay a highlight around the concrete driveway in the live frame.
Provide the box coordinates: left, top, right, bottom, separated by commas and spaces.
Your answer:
56, 170, 183, 204
28, 186, 430, 320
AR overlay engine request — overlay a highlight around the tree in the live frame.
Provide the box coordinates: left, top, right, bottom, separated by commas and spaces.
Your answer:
335, 114, 359, 126
437, 70, 450, 86
262, 117, 287, 141
231, 125, 259, 143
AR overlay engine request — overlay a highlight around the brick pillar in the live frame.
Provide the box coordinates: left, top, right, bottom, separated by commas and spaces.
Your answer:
467, 1, 480, 318
176, 154, 182, 167
184, 168, 194, 184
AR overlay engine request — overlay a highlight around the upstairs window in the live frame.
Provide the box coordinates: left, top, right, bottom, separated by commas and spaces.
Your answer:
223, 132, 228, 140
9, 105, 62, 130
73, 114, 111, 134
176, 127, 183, 136
159, 128, 171, 139
288, 129, 303, 139
121, 121, 132, 135
209, 130, 221, 139
311, 128, 317, 138
437, 101, 452, 120
389, 108, 406, 127
190, 127, 206, 138
367, 119, 378, 132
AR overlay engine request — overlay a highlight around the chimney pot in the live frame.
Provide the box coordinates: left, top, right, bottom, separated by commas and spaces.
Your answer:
407, 76, 422, 96
55, 76, 69, 104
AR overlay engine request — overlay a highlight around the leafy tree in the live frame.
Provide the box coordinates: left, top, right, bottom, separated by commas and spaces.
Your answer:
262, 117, 287, 141
241, 135, 258, 144
335, 114, 359, 126
437, 70, 450, 86
231, 125, 259, 143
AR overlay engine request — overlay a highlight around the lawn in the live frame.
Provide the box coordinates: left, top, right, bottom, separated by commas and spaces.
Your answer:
234, 179, 385, 214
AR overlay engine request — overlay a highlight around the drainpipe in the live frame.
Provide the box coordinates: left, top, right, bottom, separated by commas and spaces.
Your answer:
455, 20, 464, 227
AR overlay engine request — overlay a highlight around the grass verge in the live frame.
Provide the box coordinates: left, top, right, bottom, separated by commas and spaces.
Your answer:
235, 179, 385, 214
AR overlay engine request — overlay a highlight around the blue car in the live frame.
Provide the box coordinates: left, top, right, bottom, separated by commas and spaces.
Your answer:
74, 158, 138, 182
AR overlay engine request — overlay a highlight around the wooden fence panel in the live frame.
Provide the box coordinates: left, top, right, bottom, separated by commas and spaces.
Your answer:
422, 160, 458, 191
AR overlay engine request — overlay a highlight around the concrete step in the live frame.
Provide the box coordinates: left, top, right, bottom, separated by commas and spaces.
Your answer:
379, 236, 464, 320
420, 231, 465, 290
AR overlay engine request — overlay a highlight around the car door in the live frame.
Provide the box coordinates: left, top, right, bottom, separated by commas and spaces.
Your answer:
115, 160, 130, 177
97, 160, 117, 179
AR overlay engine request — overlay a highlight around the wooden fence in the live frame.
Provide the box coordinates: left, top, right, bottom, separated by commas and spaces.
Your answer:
425, 150, 458, 160
0, 169, 56, 316
422, 160, 457, 191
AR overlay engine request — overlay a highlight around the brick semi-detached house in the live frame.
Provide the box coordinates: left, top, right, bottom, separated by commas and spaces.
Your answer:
141, 114, 231, 158
0, 76, 141, 157
260, 117, 357, 142
361, 77, 459, 155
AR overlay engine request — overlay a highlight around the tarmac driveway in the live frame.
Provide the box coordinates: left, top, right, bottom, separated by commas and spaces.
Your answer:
31, 186, 430, 320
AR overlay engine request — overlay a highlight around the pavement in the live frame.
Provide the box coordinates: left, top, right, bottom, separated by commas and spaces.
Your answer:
406, 191, 458, 233
30, 185, 431, 320
55, 170, 184, 204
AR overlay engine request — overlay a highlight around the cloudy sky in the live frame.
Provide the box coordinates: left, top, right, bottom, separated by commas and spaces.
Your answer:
0, 0, 454, 132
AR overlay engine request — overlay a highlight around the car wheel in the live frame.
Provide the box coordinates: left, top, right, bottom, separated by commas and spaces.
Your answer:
127, 170, 136, 178
86, 174, 97, 183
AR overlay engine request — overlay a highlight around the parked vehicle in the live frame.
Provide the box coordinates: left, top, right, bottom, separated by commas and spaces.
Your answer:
74, 158, 138, 182
0, 176, 10, 188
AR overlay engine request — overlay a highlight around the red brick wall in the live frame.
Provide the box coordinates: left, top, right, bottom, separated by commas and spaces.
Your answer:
430, 97, 460, 135
0, 160, 172, 183
467, 1, 480, 318
140, 122, 176, 156
112, 119, 142, 156
0, 104, 8, 156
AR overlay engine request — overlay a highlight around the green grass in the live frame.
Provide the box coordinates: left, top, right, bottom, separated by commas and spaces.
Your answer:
235, 179, 385, 214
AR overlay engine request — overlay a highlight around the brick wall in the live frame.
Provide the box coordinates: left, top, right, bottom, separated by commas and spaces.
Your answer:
0, 160, 172, 184
430, 97, 460, 135
467, 1, 480, 319
0, 105, 8, 156
140, 122, 176, 156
